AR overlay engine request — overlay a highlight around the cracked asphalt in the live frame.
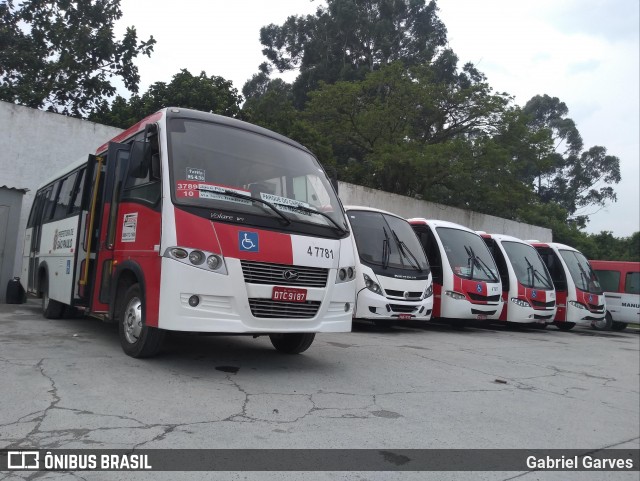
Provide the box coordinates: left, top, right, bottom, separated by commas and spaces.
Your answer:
1, 300, 638, 481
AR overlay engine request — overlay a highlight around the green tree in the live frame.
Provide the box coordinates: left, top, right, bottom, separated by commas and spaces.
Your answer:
90, 69, 242, 128
242, 64, 334, 168
304, 61, 511, 203
259, 0, 449, 105
520, 94, 621, 224
0, 0, 155, 117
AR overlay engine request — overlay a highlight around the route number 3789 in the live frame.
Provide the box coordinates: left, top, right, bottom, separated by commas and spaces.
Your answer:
307, 246, 334, 259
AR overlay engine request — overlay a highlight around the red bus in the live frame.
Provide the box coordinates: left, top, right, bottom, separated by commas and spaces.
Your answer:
590, 260, 640, 331
21, 108, 357, 357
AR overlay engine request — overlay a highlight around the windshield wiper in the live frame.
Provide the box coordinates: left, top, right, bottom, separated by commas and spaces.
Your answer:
465, 245, 498, 282
524, 256, 552, 289
197, 188, 291, 225
274, 202, 347, 235
382, 226, 391, 269
391, 229, 422, 272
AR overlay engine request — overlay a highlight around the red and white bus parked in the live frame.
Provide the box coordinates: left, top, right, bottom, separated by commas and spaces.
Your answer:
529, 242, 606, 331
345, 206, 433, 325
590, 260, 640, 331
479, 233, 556, 325
21, 108, 357, 357
409, 219, 503, 325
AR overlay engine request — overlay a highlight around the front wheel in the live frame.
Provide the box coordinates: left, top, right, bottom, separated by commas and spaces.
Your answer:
118, 284, 165, 358
556, 322, 576, 331
591, 312, 612, 331
269, 333, 315, 354
611, 321, 628, 331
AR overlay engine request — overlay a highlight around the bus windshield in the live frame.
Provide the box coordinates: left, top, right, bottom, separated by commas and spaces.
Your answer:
348, 210, 429, 271
502, 241, 553, 289
168, 118, 347, 234
559, 250, 603, 294
436, 227, 499, 282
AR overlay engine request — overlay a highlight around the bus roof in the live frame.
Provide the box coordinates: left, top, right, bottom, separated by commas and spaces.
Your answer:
36, 107, 316, 191
344, 205, 407, 220
480, 232, 530, 244
407, 218, 477, 233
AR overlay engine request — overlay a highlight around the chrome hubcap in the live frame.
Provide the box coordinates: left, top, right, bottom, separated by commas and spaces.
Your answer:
123, 297, 143, 344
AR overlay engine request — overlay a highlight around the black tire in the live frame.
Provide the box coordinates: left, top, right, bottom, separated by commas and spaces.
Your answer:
556, 322, 576, 331
450, 319, 467, 329
591, 312, 612, 331
269, 333, 315, 354
118, 283, 165, 358
41, 277, 64, 319
611, 321, 628, 331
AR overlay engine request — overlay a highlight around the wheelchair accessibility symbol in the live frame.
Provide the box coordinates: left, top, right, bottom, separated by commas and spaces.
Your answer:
239, 231, 259, 252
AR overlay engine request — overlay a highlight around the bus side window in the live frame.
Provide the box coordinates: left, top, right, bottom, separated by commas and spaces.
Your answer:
625, 272, 640, 294
540, 251, 567, 291
69, 168, 86, 216
122, 140, 161, 207
594, 269, 620, 292
489, 242, 509, 290
42, 182, 59, 222
417, 228, 442, 284
51, 172, 77, 221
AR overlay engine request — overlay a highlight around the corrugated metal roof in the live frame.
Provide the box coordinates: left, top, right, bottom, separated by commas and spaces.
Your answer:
0, 185, 29, 193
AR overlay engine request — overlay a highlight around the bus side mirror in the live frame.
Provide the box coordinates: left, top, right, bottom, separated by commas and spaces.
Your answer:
150, 153, 161, 181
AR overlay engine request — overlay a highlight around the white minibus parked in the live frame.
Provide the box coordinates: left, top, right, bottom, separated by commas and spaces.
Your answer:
530, 242, 606, 330
409, 219, 503, 324
346, 207, 433, 324
479, 233, 556, 325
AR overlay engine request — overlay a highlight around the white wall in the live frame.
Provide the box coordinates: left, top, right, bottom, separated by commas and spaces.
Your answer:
0, 102, 123, 277
0, 101, 551, 280
338, 183, 551, 241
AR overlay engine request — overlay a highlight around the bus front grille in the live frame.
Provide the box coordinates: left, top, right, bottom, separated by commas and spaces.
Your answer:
241, 260, 328, 288
248, 299, 322, 319
467, 293, 501, 303
388, 304, 418, 313
531, 299, 556, 308
385, 289, 423, 300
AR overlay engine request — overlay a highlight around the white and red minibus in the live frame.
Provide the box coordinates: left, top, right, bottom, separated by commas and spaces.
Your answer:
345, 206, 433, 325
529, 242, 606, 330
591, 260, 640, 331
479, 233, 556, 325
21, 108, 357, 357
408, 219, 503, 324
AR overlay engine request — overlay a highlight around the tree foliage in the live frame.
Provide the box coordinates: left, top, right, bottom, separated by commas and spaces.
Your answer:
518, 95, 621, 224
259, 0, 449, 105
89, 69, 242, 128
0, 0, 155, 117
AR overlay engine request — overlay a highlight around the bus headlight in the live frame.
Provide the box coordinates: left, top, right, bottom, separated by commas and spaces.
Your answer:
336, 266, 356, 283
363, 274, 382, 294
165, 247, 227, 275
511, 297, 531, 308
207, 255, 221, 270
170, 248, 188, 259
445, 290, 465, 300
569, 300, 587, 310
423, 284, 433, 299
188, 250, 205, 265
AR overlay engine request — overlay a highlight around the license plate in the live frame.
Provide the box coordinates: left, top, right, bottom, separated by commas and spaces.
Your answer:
476, 314, 487, 320
398, 313, 413, 320
272, 286, 307, 303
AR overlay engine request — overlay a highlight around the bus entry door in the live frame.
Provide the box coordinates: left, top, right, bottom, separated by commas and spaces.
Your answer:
90, 142, 131, 314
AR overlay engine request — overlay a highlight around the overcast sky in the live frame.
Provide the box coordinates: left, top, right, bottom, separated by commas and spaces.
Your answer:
118, 0, 639, 237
